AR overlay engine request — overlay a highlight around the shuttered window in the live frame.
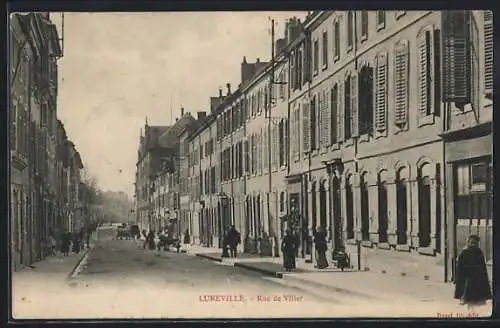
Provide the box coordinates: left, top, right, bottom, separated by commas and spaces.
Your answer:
251, 135, 256, 174
284, 118, 289, 165
418, 27, 434, 117
295, 107, 301, 159
258, 130, 263, 173
273, 125, 279, 168
377, 11, 386, 30
318, 93, 324, 148
303, 102, 311, 153
350, 73, 358, 137
290, 50, 296, 91
394, 40, 409, 126
484, 11, 493, 96
361, 11, 369, 40
442, 11, 470, 103
375, 53, 388, 132
310, 97, 317, 150
344, 77, 351, 139
313, 39, 319, 74
279, 71, 286, 99
470, 13, 480, 113
324, 89, 331, 148
264, 129, 268, 172
347, 12, 354, 49
333, 21, 340, 61
322, 31, 328, 68
244, 140, 249, 174
331, 84, 338, 145
359, 66, 374, 135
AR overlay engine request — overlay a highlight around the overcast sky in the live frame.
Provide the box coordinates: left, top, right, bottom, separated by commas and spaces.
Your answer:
50, 12, 307, 198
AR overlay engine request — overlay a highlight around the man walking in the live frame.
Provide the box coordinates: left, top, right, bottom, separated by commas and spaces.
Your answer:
227, 225, 241, 258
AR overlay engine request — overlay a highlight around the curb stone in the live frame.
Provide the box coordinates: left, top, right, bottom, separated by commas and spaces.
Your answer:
66, 246, 94, 281
195, 253, 223, 262
233, 262, 284, 278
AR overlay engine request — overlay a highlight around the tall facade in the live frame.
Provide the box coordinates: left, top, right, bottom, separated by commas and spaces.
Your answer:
9, 13, 85, 271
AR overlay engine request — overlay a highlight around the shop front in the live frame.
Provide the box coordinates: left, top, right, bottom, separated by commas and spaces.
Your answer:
443, 122, 492, 283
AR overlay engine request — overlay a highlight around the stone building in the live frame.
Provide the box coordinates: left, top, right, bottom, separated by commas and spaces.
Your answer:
9, 13, 85, 270
285, 10, 492, 282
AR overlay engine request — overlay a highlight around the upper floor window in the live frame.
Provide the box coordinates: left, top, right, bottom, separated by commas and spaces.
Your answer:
358, 65, 374, 135
417, 25, 440, 124
333, 21, 340, 62
347, 12, 354, 50
484, 11, 493, 98
322, 31, 328, 69
377, 11, 386, 30
396, 11, 406, 19
394, 40, 409, 128
360, 11, 369, 41
330, 83, 338, 145
375, 53, 388, 134
313, 39, 319, 74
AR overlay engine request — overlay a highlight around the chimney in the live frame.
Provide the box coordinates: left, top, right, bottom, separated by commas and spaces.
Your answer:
181, 107, 185, 116
226, 83, 231, 96
219, 88, 223, 98
197, 111, 207, 120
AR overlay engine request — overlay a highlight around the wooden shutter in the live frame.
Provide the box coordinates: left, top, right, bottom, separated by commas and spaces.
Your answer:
375, 52, 388, 132
442, 11, 470, 102
331, 84, 338, 144
290, 51, 296, 91
394, 40, 409, 125
418, 28, 430, 115
303, 102, 310, 153
324, 89, 331, 147
317, 93, 323, 148
350, 73, 358, 137
273, 126, 278, 168
337, 83, 344, 142
284, 119, 289, 165
484, 11, 493, 94
295, 107, 300, 158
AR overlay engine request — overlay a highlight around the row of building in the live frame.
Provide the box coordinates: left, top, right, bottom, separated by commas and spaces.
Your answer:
134, 10, 492, 283
10, 13, 89, 271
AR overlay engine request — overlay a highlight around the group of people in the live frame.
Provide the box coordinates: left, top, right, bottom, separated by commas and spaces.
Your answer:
281, 227, 492, 308
47, 226, 93, 257
141, 228, 182, 252
281, 226, 328, 272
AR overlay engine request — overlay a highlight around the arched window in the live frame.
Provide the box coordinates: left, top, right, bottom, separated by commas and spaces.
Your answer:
346, 174, 354, 239
396, 167, 409, 245
360, 173, 370, 241
418, 163, 432, 248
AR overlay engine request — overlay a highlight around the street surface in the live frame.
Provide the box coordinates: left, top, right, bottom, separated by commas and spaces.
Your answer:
12, 227, 491, 319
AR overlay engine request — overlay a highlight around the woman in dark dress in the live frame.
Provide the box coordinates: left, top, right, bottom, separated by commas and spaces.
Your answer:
146, 231, 156, 250
454, 234, 492, 309
61, 232, 71, 256
281, 229, 298, 272
314, 226, 329, 269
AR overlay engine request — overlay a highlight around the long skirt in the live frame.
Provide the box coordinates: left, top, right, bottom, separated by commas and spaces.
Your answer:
283, 251, 296, 270
316, 250, 329, 269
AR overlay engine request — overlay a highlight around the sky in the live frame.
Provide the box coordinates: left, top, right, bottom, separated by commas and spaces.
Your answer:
50, 12, 307, 198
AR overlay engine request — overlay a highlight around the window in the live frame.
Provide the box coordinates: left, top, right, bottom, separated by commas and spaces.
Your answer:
470, 13, 480, 113
330, 84, 338, 145
375, 53, 388, 133
347, 11, 354, 50
361, 11, 369, 41
279, 120, 284, 166
322, 31, 328, 69
244, 140, 249, 174
211, 166, 216, 193
344, 75, 352, 139
297, 49, 303, 87
280, 192, 285, 213
394, 40, 409, 127
417, 26, 435, 119
484, 11, 493, 97
442, 11, 470, 106
377, 11, 386, 30
313, 39, 319, 74
359, 66, 373, 135
310, 96, 317, 150
278, 71, 285, 99
303, 102, 311, 153
320, 90, 330, 149
455, 161, 491, 220
284, 118, 289, 166
290, 51, 296, 91
200, 144, 204, 160
333, 21, 340, 61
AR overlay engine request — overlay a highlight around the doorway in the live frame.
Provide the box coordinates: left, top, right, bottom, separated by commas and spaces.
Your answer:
332, 177, 342, 251
418, 174, 432, 248
360, 174, 370, 241
378, 176, 388, 243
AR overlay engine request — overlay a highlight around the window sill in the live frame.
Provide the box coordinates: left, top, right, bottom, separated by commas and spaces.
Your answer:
374, 130, 387, 139
360, 34, 368, 43
417, 246, 436, 256
377, 23, 385, 32
343, 138, 354, 147
347, 45, 353, 53
395, 11, 406, 19
377, 242, 391, 250
333, 55, 340, 63
322, 64, 328, 71
358, 134, 370, 143
396, 244, 411, 252
417, 115, 434, 127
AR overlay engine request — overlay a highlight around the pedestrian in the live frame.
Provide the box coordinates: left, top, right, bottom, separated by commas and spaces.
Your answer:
221, 226, 230, 257
314, 226, 329, 269
146, 230, 156, 250
183, 229, 190, 244
281, 228, 298, 272
72, 232, 81, 254
227, 225, 241, 258
61, 232, 71, 256
454, 234, 492, 309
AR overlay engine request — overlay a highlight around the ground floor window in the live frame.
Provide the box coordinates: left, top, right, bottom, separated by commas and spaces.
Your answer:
345, 175, 354, 239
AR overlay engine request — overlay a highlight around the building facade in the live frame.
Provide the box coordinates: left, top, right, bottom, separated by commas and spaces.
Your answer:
10, 13, 85, 271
